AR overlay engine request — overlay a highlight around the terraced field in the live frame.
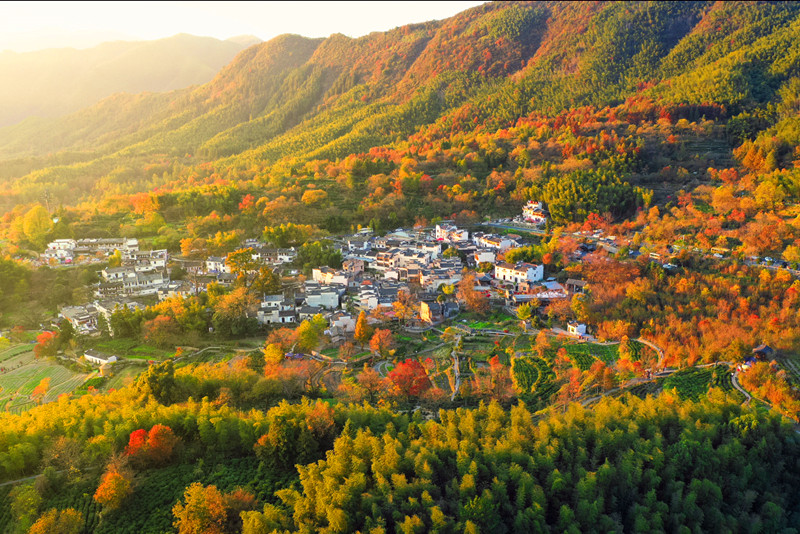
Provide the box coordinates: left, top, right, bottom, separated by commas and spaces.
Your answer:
0, 347, 90, 413
662, 366, 715, 400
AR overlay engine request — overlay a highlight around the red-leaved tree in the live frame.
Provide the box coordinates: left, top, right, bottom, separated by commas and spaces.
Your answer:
388, 359, 431, 399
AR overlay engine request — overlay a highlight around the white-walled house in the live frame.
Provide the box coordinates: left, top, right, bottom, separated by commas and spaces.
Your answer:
568, 322, 587, 337
523, 201, 547, 224
494, 262, 544, 285
205, 256, 230, 274
435, 224, 468, 243
474, 249, 497, 265
84, 349, 118, 366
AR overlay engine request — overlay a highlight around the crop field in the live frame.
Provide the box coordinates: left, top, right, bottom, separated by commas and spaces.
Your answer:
710, 365, 746, 402
0, 343, 34, 363
0, 348, 90, 413
662, 366, 715, 400
511, 356, 557, 406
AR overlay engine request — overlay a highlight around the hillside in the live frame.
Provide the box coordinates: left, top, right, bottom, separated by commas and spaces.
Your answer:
0, 33, 259, 128
0, 3, 799, 532
0, 1, 797, 214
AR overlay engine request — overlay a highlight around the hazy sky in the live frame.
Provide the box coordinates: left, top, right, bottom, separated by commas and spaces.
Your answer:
0, 1, 486, 52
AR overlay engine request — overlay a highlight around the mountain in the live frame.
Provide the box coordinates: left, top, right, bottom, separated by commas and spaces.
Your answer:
0, 1, 797, 221
0, 33, 260, 128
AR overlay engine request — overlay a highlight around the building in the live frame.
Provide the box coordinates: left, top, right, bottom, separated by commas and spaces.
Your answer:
312, 267, 351, 286
84, 349, 118, 366
523, 201, 547, 224
474, 249, 497, 265
435, 224, 468, 243
205, 256, 230, 274
59, 305, 98, 334
474, 234, 515, 251
343, 258, 365, 274
567, 322, 587, 337
494, 262, 544, 285
419, 301, 459, 324
566, 279, 588, 294
257, 295, 296, 325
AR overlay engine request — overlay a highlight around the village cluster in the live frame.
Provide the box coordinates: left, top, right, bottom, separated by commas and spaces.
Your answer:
44, 200, 595, 354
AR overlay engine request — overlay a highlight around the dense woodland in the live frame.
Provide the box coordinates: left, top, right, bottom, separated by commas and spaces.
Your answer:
0, 1, 799, 532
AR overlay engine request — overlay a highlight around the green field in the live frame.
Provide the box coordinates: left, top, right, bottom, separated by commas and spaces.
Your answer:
91, 338, 173, 360
662, 366, 715, 400
0, 347, 90, 413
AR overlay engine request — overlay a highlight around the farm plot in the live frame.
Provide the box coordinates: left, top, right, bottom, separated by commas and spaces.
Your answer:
511, 356, 557, 405
662, 366, 715, 400
0, 344, 33, 363
0, 351, 89, 413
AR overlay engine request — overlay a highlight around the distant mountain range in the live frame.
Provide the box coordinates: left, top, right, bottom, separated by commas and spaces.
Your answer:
0, 0, 798, 211
0, 33, 261, 127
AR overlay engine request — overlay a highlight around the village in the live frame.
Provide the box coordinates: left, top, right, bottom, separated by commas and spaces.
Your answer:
41, 201, 598, 348
15, 197, 776, 415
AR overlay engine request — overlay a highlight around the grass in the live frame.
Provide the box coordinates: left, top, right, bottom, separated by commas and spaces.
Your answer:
92, 338, 173, 360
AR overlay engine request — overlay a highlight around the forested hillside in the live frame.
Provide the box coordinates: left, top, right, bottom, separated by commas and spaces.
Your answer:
0, 1, 797, 217
0, 3, 800, 531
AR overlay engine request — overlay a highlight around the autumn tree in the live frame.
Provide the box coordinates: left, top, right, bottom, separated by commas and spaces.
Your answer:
94, 456, 134, 511
10, 483, 41, 533
136, 360, 178, 404
142, 315, 182, 348
392, 289, 418, 326
125, 424, 180, 468
22, 205, 54, 249
28, 508, 82, 534
31, 377, 50, 404
354, 311, 372, 347
388, 359, 431, 399
263, 343, 284, 365
33, 331, 59, 359
457, 273, 490, 314
369, 329, 395, 358
211, 287, 259, 337
172, 483, 229, 534
516, 303, 532, 330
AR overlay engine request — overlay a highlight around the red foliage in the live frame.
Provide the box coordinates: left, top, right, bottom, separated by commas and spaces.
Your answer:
388, 359, 432, 398
34, 331, 59, 359
125, 429, 148, 457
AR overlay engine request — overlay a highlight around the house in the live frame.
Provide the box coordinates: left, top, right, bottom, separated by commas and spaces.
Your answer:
157, 281, 195, 301
304, 283, 344, 309
435, 224, 468, 243
44, 239, 76, 262
257, 295, 296, 325
297, 305, 324, 321
60, 305, 98, 334
419, 301, 459, 324
474, 249, 496, 265
567, 322, 587, 337
494, 262, 544, 285
312, 267, 351, 286
566, 279, 588, 294
752, 344, 775, 359
329, 312, 356, 333
205, 256, 230, 274
475, 234, 515, 251
84, 349, 118, 366
523, 201, 547, 224
343, 258, 365, 274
